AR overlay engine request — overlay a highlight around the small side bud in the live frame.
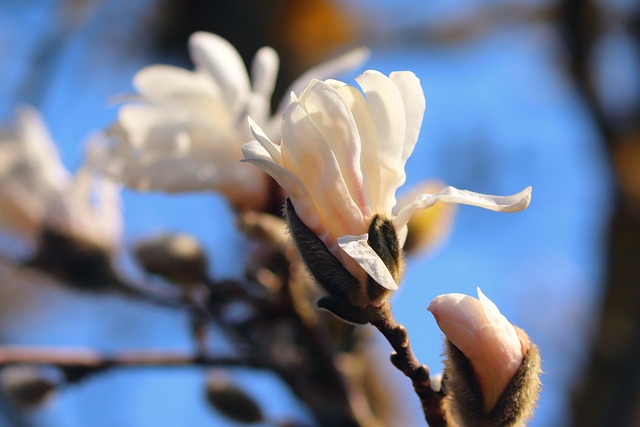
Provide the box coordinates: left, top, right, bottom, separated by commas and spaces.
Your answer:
428, 289, 542, 426
134, 233, 208, 285
205, 375, 264, 424
1, 365, 62, 409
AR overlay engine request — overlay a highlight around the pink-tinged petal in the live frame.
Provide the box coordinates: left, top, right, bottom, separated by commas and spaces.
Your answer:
274, 47, 370, 119
133, 65, 218, 100
333, 81, 379, 211
355, 70, 407, 213
241, 141, 322, 233
188, 32, 250, 112
428, 289, 524, 413
281, 99, 365, 240
393, 185, 533, 231
389, 71, 425, 163
337, 234, 398, 290
299, 80, 367, 214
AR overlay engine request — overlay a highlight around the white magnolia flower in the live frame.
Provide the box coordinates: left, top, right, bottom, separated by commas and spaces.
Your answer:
0, 106, 121, 251
105, 31, 369, 211
242, 71, 531, 291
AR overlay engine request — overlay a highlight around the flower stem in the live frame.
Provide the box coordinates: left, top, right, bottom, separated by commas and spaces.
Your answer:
370, 302, 447, 427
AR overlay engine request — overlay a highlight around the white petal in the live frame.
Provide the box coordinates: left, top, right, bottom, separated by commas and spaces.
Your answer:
356, 70, 407, 213
281, 99, 365, 239
188, 32, 250, 112
242, 141, 322, 232
133, 65, 217, 100
338, 234, 398, 291
248, 47, 279, 124
393, 186, 533, 231
334, 82, 379, 210
251, 46, 279, 100
390, 71, 425, 162
274, 47, 370, 118
248, 117, 282, 165
299, 80, 367, 214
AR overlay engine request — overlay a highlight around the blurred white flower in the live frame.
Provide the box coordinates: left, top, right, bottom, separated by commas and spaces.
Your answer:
428, 288, 524, 413
0, 106, 121, 251
0, 106, 71, 241
105, 31, 369, 211
242, 71, 531, 291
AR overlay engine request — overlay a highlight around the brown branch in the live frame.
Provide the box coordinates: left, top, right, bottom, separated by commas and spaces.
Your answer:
370, 302, 447, 427
0, 346, 267, 371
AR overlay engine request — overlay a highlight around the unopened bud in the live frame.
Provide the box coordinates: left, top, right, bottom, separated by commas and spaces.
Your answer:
134, 233, 208, 285
205, 375, 264, 424
1, 365, 61, 408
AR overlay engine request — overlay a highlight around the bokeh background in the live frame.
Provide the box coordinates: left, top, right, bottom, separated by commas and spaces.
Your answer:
0, 0, 639, 426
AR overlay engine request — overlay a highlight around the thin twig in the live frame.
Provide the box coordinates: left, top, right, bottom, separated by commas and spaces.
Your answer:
370, 302, 447, 427
0, 346, 267, 371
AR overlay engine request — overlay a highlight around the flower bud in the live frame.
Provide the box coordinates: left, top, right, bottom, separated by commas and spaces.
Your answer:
134, 233, 208, 285
428, 288, 541, 426
1, 365, 61, 408
205, 374, 264, 424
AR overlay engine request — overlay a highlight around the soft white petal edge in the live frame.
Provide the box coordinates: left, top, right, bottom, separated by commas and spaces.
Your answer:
476, 287, 521, 349
393, 185, 532, 230
337, 234, 399, 291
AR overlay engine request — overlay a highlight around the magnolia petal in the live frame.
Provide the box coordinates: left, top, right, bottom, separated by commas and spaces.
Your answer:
299, 80, 367, 214
275, 47, 370, 119
477, 287, 522, 365
281, 99, 365, 239
393, 185, 533, 231
251, 46, 279, 100
133, 65, 217, 100
188, 32, 250, 113
390, 71, 425, 162
334, 82, 379, 210
356, 70, 407, 213
338, 234, 399, 291
241, 141, 322, 232
248, 117, 282, 165
16, 106, 70, 188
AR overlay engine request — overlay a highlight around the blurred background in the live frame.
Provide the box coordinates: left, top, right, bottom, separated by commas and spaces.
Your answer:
0, 0, 639, 426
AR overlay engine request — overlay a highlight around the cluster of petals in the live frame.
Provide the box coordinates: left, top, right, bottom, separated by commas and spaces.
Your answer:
428, 288, 525, 412
242, 71, 531, 290
103, 31, 368, 210
0, 106, 121, 251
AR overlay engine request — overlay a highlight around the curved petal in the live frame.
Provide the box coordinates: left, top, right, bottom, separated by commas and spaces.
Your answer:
251, 46, 279, 100
337, 234, 398, 290
248, 47, 279, 124
281, 99, 365, 239
333, 81, 379, 211
248, 117, 282, 165
299, 80, 367, 214
241, 140, 322, 232
356, 70, 407, 213
188, 32, 250, 112
133, 65, 217, 100
274, 47, 370, 118
393, 185, 533, 231
390, 71, 425, 162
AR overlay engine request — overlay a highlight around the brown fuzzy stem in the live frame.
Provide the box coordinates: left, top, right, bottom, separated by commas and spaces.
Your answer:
370, 302, 447, 427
